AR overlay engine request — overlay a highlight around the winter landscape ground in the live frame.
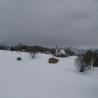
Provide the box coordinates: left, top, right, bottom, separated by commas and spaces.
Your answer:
0, 50, 98, 98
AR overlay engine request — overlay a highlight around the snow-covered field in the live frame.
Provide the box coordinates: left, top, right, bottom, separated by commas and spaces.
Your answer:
0, 50, 98, 98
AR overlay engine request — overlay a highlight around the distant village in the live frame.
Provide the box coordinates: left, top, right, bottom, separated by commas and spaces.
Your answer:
0, 43, 88, 57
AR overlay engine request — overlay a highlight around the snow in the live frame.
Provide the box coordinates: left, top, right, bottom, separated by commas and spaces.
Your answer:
60, 49, 66, 54
0, 50, 98, 98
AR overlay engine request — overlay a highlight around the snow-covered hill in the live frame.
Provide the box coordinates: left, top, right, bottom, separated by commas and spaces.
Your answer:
0, 50, 98, 98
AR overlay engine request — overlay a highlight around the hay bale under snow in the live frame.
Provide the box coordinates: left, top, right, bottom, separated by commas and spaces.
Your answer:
48, 57, 59, 64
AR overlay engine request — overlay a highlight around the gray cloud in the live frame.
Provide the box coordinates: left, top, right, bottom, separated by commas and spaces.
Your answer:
0, 0, 97, 48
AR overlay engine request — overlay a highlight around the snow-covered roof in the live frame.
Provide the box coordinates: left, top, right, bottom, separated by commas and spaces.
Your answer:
60, 49, 67, 55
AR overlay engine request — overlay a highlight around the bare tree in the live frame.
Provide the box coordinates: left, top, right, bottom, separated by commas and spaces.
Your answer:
75, 56, 86, 72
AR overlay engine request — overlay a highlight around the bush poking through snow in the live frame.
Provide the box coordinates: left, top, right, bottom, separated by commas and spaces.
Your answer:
29, 52, 36, 58
17, 57, 22, 61
48, 58, 59, 64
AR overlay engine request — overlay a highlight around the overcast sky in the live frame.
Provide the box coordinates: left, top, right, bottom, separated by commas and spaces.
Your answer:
0, 0, 97, 48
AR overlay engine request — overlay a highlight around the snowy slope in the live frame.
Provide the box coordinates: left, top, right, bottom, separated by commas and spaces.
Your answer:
0, 50, 98, 98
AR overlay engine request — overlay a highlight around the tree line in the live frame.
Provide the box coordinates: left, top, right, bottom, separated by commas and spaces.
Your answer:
75, 50, 98, 72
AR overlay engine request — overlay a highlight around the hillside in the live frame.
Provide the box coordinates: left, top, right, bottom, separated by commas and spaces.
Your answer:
0, 50, 98, 98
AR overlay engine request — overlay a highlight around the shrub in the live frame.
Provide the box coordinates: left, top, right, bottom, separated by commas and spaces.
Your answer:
75, 56, 86, 72
29, 52, 36, 58
50, 48, 56, 55
64, 48, 74, 56
55, 54, 68, 58
10, 46, 15, 51
0, 44, 8, 50
75, 50, 98, 72
93, 56, 98, 67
